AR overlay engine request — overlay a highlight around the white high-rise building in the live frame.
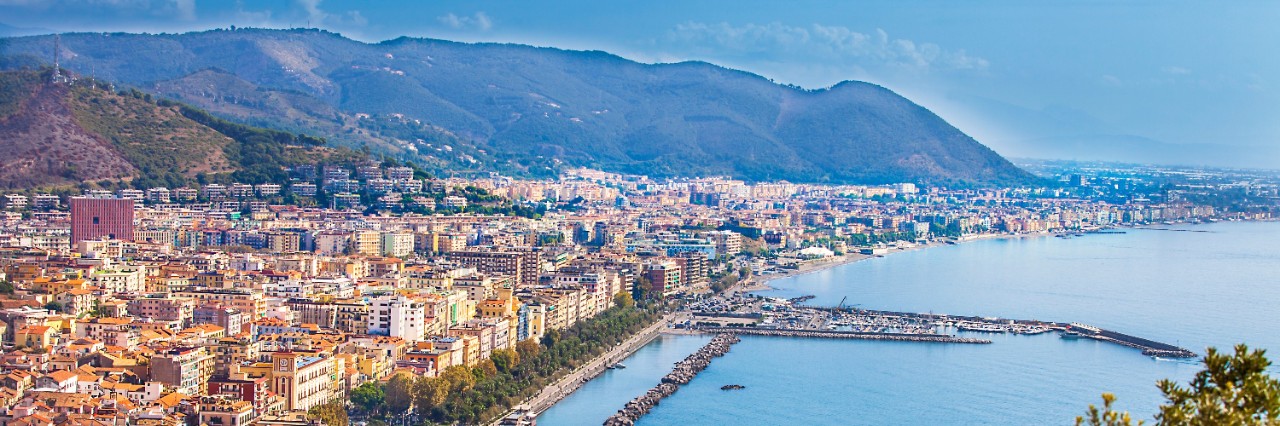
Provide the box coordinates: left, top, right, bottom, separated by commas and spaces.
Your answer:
368, 295, 426, 341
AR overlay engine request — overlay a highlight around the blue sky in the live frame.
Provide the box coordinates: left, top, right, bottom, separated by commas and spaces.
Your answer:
3, 0, 1278, 166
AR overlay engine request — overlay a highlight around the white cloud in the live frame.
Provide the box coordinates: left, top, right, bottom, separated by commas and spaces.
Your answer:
666, 21, 989, 73
289, 0, 365, 28
1162, 66, 1191, 75
171, 0, 194, 20
437, 12, 492, 31
1101, 74, 1123, 87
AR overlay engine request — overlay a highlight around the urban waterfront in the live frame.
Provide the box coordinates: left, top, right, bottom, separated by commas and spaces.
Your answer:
539, 220, 1280, 425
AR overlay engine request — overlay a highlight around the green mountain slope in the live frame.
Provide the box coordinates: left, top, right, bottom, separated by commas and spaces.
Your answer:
0, 29, 1036, 186
0, 69, 361, 190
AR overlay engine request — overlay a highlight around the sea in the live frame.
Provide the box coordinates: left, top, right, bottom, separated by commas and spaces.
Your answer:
538, 221, 1280, 425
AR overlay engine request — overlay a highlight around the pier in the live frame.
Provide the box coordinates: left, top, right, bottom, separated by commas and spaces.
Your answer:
687, 295, 1198, 359
602, 333, 740, 426
696, 326, 992, 344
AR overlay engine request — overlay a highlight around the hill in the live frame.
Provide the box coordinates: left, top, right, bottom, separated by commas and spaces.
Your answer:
0, 29, 1035, 186
0, 69, 361, 190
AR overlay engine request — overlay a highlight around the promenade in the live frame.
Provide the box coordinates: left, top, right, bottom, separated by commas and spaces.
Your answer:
494, 312, 673, 425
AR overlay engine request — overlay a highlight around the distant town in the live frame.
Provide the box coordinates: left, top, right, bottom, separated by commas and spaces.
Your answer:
0, 160, 1275, 426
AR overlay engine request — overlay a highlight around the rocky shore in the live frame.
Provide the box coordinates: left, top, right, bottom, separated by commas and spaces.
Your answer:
603, 333, 741, 426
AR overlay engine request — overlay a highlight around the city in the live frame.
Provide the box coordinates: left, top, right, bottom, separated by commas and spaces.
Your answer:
0, 158, 1274, 425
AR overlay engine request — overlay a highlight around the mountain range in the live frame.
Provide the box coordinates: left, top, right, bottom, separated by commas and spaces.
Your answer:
0, 28, 1035, 186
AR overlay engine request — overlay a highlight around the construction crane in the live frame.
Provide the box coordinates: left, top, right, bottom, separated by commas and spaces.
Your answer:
837, 296, 847, 310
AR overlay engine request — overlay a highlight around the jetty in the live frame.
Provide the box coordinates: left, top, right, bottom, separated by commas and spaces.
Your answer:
688, 294, 1197, 358
696, 326, 991, 344
603, 333, 740, 426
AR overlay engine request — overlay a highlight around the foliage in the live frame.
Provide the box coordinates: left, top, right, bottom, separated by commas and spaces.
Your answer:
1078, 344, 1280, 426
613, 291, 635, 309
359, 304, 659, 424
307, 401, 349, 426
0, 281, 14, 294
1077, 393, 1141, 426
384, 373, 414, 414
350, 382, 385, 415
43, 302, 63, 313
1156, 345, 1280, 425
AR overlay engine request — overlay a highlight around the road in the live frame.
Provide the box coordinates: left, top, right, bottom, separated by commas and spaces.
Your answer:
492, 312, 674, 425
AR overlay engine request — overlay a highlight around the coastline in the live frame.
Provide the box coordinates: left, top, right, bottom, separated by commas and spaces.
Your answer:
497, 312, 674, 425
750, 228, 1123, 296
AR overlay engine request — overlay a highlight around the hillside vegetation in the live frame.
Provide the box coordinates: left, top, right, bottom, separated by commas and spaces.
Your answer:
0, 69, 362, 190
0, 29, 1035, 186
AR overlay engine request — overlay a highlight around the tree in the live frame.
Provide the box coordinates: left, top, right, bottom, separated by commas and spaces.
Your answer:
1077, 344, 1280, 426
412, 376, 449, 413
350, 382, 385, 416
0, 281, 14, 294
384, 373, 415, 414
475, 359, 498, 379
614, 291, 635, 309
1077, 393, 1141, 426
307, 401, 349, 426
490, 349, 519, 374
441, 365, 477, 393
43, 301, 63, 313
516, 339, 541, 360
1157, 345, 1280, 425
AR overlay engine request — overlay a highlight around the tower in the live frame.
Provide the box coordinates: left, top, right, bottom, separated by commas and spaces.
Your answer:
51, 34, 66, 85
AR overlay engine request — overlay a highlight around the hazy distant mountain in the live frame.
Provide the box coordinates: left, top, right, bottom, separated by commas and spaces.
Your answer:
0, 22, 53, 38
0, 69, 358, 190
950, 94, 1280, 170
0, 28, 1035, 185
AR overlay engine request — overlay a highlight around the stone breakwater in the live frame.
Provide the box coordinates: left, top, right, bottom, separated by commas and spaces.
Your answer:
603, 333, 741, 426
698, 327, 992, 344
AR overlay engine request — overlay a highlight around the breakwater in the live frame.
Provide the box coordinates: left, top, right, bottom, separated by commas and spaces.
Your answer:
811, 307, 1197, 358
697, 326, 992, 343
603, 333, 740, 426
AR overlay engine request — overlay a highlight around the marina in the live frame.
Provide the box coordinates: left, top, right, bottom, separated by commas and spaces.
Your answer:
684, 294, 1197, 358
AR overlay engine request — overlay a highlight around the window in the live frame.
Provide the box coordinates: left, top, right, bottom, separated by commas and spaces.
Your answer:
93, 217, 100, 224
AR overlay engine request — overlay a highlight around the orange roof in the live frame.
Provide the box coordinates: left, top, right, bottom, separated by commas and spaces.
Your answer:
46, 370, 77, 383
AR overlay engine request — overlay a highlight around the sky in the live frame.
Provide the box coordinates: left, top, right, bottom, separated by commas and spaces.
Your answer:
2, 0, 1278, 166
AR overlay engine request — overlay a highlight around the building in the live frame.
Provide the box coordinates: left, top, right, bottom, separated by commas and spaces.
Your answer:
268, 352, 335, 412
381, 232, 415, 258
449, 249, 540, 288
70, 198, 135, 244
368, 295, 426, 341
151, 346, 215, 395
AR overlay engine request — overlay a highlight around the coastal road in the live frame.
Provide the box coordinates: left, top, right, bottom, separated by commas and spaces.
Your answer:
494, 312, 675, 424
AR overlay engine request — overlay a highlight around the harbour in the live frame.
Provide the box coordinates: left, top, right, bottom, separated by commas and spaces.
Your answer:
537, 222, 1279, 425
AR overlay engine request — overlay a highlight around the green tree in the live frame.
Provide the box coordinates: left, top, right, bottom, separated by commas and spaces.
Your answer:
490, 349, 519, 374
441, 365, 477, 393
307, 401, 349, 426
516, 339, 541, 360
384, 373, 415, 414
614, 291, 635, 309
1078, 344, 1280, 426
1157, 345, 1280, 425
0, 281, 14, 294
350, 382, 385, 415
43, 302, 63, 313
1077, 393, 1141, 426
412, 376, 449, 413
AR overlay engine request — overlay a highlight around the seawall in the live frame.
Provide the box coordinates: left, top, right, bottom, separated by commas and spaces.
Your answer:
603, 333, 741, 426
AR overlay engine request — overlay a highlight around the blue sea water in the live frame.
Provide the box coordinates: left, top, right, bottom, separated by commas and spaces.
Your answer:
539, 221, 1280, 425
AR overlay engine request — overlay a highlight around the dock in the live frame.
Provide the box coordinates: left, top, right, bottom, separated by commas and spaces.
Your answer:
695, 326, 991, 344
688, 296, 1198, 358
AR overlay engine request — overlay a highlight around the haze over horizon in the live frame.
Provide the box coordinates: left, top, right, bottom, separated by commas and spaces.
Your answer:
3, 0, 1278, 169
